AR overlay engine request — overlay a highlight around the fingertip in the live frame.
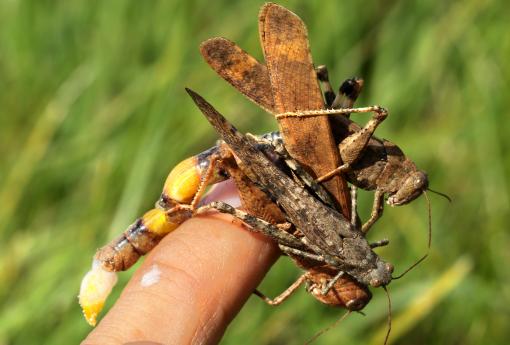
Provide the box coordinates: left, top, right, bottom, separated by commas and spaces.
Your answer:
83, 182, 278, 344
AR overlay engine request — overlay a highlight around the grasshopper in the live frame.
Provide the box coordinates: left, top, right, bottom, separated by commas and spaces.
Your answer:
78, 7, 405, 340
201, 39, 430, 233
78, 107, 373, 327
78, 88, 394, 326
186, 89, 394, 288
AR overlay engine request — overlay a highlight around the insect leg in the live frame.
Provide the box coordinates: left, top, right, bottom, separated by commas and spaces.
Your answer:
320, 270, 345, 295
361, 190, 385, 234
316, 65, 336, 107
316, 163, 351, 183
277, 244, 346, 271
370, 239, 389, 248
158, 146, 227, 209
338, 107, 388, 166
278, 245, 328, 264
189, 152, 223, 210
253, 273, 309, 306
296, 106, 388, 183
350, 185, 360, 228
94, 151, 225, 274
195, 201, 307, 250
316, 65, 364, 110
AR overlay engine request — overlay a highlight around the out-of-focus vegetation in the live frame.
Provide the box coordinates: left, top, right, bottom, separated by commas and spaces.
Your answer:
0, 0, 508, 344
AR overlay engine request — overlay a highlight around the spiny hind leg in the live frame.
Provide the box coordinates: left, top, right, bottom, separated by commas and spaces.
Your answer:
195, 201, 307, 251
196, 201, 336, 266
338, 107, 388, 166
277, 244, 345, 270
188, 151, 224, 210
298, 106, 389, 183
254, 273, 309, 306
94, 148, 230, 273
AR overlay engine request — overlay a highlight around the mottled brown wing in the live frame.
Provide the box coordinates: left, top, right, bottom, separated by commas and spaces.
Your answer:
258, 3, 349, 217
199, 8, 351, 219
200, 37, 275, 114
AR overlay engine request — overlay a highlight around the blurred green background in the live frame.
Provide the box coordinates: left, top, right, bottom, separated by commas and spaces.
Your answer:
0, 0, 508, 344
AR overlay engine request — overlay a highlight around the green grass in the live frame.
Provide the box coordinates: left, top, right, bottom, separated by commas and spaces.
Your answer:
0, 0, 509, 344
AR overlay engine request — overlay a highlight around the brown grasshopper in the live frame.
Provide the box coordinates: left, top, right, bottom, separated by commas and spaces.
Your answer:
78, 5, 399, 337
80, 88, 378, 324
201, 39, 430, 234
78, 91, 381, 326
78, 100, 375, 326
186, 89, 394, 288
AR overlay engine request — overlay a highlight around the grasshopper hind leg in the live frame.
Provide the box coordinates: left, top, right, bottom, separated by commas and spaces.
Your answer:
196, 201, 338, 265
196, 201, 307, 250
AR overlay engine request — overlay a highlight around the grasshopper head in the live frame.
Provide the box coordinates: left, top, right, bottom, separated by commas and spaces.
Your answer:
387, 171, 428, 206
366, 260, 394, 287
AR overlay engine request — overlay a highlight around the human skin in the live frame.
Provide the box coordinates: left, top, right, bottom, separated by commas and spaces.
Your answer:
82, 181, 279, 345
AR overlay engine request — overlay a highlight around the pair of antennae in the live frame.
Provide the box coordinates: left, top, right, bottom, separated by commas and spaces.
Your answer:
306, 185, 453, 344
393, 187, 451, 280
393, 190, 432, 280
428, 188, 452, 203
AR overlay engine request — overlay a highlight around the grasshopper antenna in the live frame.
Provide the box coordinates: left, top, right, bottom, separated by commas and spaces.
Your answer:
427, 187, 452, 203
382, 285, 392, 345
304, 310, 352, 345
393, 190, 432, 279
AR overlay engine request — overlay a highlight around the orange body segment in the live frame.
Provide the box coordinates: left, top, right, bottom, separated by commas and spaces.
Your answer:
142, 208, 180, 236
162, 156, 202, 204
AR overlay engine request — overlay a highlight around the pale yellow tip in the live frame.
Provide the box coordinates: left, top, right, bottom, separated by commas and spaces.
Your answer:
82, 302, 103, 326
79, 260, 118, 326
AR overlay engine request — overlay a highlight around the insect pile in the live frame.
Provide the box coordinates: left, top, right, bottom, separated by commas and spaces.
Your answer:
79, 3, 432, 342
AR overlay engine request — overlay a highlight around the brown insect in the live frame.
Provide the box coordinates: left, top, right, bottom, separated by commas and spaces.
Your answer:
79, 6, 398, 344
207, 3, 379, 313
201, 36, 430, 235
187, 88, 394, 285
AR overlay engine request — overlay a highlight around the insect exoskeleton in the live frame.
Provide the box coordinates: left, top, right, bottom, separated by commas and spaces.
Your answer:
79, 144, 234, 326
79, 207, 189, 325
158, 147, 227, 209
306, 266, 372, 311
